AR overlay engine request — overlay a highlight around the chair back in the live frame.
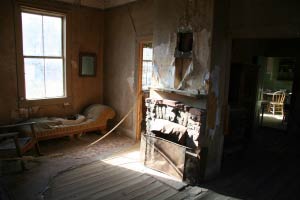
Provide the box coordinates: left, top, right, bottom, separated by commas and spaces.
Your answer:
272, 91, 285, 104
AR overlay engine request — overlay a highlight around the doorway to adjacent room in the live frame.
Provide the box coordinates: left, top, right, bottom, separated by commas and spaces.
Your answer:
257, 57, 294, 131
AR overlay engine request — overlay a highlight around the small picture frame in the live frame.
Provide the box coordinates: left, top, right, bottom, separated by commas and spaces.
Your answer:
277, 57, 295, 81
79, 52, 96, 76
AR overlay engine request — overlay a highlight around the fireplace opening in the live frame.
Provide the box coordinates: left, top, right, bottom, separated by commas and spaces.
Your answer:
140, 98, 207, 184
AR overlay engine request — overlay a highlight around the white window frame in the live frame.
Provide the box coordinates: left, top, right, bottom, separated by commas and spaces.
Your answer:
20, 8, 67, 101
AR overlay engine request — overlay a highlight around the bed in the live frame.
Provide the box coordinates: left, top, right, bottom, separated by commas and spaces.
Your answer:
19, 104, 115, 141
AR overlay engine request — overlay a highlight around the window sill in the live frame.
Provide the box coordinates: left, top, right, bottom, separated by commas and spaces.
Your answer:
19, 96, 72, 107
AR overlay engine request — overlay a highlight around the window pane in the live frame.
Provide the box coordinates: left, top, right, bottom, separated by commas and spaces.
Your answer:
43, 16, 62, 56
142, 60, 153, 89
22, 13, 43, 56
45, 59, 64, 97
142, 46, 153, 90
143, 47, 153, 60
24, 58, 45, 99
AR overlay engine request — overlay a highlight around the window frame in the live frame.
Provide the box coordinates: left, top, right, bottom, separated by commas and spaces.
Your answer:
21, 10, 66, 100
141, 43, 153, 91
15, 3, 72, 107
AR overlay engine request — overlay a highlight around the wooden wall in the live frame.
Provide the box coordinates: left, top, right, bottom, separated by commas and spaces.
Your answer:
103, 0, 153, 139
0, 0, 104, 123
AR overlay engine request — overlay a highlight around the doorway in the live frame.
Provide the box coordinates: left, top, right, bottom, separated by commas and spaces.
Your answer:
207, 38, 300, 200
225, 39, 299, 144
136, 41, 153, 141
256, 57, 294, 131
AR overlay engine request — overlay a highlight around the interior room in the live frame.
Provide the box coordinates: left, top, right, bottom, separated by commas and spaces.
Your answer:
1, 0, 300, 200
259, 56, 294, 130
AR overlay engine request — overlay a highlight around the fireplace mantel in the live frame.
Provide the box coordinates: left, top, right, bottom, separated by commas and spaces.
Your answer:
150, 87, 207, 99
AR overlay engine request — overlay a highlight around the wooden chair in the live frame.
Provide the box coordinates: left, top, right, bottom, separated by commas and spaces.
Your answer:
269, 91, 286, 115
0, 122, 41, 170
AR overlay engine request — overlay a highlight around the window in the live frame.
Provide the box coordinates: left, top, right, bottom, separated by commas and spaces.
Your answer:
142, 43, 153, 90
21, 10, 65, 100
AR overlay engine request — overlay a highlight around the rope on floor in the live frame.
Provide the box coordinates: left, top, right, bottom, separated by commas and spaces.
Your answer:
87, 92, 141, 147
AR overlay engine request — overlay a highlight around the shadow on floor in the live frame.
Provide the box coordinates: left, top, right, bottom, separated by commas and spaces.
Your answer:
200, 128, 300, 200
0, 132, 135, 200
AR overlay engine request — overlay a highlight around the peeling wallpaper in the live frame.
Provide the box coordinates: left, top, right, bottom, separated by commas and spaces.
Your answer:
152, 0, 213, 95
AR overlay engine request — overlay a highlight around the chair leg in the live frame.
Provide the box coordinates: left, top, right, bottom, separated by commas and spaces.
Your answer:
13, 136, 26, 171
34, 140, 42, 156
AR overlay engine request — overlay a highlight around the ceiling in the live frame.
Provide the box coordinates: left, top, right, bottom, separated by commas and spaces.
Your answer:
56, 0, 137, 9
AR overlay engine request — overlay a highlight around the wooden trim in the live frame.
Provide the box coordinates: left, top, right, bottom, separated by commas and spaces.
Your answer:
21, 6, 67, 17
136, 42, 143, 141
135, 38, 152, 141
16, 0, 72, 13
14, 1, 25, 102
19, 96, 72, 107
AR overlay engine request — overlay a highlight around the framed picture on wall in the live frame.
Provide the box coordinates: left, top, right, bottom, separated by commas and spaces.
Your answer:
277, 57, 295, 81
79, 52, 96, 76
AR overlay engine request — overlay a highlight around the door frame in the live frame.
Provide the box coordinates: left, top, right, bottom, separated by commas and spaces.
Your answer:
136, 37, 152, 141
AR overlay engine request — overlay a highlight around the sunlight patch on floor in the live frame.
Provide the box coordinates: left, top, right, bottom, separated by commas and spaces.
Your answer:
260, 113, 283, 120
102, 143, 184, 185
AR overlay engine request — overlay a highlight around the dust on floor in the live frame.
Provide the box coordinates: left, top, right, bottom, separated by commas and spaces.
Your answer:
0, 132, 135, 200
43, 141, 237, 200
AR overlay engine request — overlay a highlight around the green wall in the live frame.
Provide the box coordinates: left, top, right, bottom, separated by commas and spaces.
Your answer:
263, 57, 293, 92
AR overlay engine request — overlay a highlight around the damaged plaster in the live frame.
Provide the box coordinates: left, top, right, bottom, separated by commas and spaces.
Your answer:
152, 0, 213, 95
127, 70, 135, 94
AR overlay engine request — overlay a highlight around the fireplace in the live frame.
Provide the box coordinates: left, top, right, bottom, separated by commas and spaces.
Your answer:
140, 98, 207, 184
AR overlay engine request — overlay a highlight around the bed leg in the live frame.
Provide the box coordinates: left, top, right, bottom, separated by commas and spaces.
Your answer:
75, 133, 82, 139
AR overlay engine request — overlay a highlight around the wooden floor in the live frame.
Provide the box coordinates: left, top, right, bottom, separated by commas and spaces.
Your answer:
44, 145, 237, 200
260, 113, 286, 130
43, 128, 300, 200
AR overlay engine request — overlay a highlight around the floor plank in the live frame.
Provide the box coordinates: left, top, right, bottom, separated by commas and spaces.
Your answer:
165, 187, 193, 200
89, 175, 152, 199
53, 164, 124, 189
54, 161, 107, 180
52, 167, 130, 194
130, 183, 169, 200
152, 188, 178, 200
96, 176, 157, 200
51, 169, 140, 200
116, 181, 165, 200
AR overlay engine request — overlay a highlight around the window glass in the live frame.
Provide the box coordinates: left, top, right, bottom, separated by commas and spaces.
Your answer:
45, 59, 64, 97
142, 43, 153, 90
22, 13, 43, 56
24, 58, 45, 99
43, 16, 62, 56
